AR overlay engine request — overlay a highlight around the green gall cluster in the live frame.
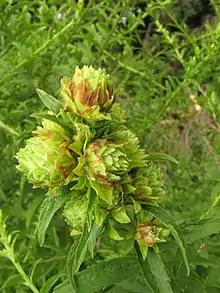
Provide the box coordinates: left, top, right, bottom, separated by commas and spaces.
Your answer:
16, 65, 169, 258
60, 66, 114, 121
16, 120, 78, 188
136, 222, 169, 258
131, 165, 165, 205
63, 194, 88, 236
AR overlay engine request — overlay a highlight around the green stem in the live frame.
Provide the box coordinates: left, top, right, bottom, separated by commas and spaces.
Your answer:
0, 121, 19, 136
10, 257, 40, 293
0, 213, 39, 293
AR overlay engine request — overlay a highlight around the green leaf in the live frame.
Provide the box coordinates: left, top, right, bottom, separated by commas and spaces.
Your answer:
139, 244, 148, 260
74, 257, 143, 293
38, 188, 71, 246
75, 224, 99, 271
89, 180, 113, 204
0, 120, 19, 136
95, 208, 106, 226
29, 258, 43, 281
117, 272, 154, 293
135, 242, 159, 293
73, 157, 86, 176
66, 237, 80, 291
26, 194, 44, 229
205, 267, 220, 288
69, 123, 92, 156
31, 113, 73, 135
67, 223, 99, 290
86, 187, 95, 231
146, 153, 179, 165
144, 205, 190, 276
36, 88, 63, 115
106, 223, 124, 241
110, 286, 132, 293
41, 273, 65, 293
53, 280, 72, 293
123, 184, 136, 194
88, 224, 99, 258
112, 206, 131, 224
131, 197, 141, 214
72, 176, 86, 190
2, 274, 23, 289
0, 250, 7, 258
184, 217, 220, 244
147, 249, 174, 293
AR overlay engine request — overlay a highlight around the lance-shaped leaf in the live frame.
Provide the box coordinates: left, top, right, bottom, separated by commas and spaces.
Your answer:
135, 243, 174, 293
38, 188, 71, 246
40, 273, 65, 293
184, 216, 220, 244
36, 89, 63, 115
146, 153, 179, 165
53, 280, 71, 293
67, 223, 100, 290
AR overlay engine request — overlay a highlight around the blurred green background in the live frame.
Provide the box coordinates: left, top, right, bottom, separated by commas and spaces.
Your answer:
1, 0, 220, 292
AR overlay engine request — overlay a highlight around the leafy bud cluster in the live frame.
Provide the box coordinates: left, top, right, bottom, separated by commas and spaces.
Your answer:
16, 65, 168, 257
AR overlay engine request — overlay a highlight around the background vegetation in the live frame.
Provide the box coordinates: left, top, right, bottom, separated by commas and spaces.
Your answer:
0, 0, 220, 292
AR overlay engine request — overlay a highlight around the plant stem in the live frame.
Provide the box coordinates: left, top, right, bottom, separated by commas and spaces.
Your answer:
0, 121, 19, 136
0, 217, 40, 293
10, 257, 40, 293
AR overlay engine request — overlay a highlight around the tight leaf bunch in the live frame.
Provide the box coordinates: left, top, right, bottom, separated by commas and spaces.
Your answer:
16, 66, 169, 258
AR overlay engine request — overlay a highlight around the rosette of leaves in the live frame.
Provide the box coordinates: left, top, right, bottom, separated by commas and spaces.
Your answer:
16, 119, 78, 188
60, 65, 115, 122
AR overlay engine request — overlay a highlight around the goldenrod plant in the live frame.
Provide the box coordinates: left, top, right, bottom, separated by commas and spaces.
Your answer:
1, 1, 220, 293
13, 66, 187, 292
